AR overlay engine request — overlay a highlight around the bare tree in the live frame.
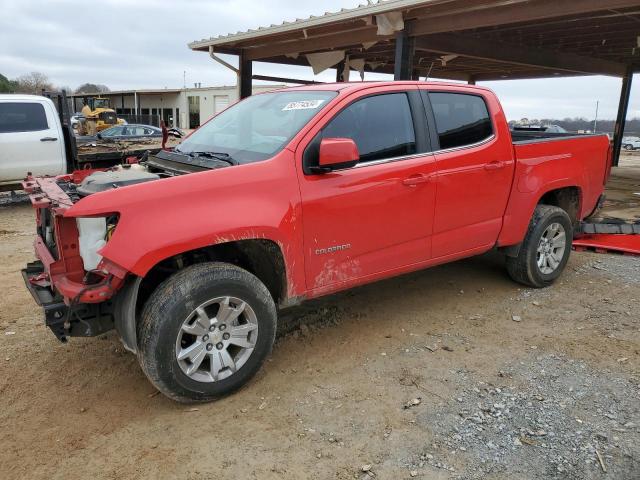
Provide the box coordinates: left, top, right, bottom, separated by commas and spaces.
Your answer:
14, 71, 54, 94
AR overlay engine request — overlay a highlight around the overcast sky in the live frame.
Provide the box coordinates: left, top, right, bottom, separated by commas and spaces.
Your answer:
1, 0, 638, 120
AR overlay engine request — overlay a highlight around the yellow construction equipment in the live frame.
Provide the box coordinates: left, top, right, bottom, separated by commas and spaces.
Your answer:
79, 97, 125, 136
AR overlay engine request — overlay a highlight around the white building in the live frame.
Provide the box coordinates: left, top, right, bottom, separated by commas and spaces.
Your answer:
69, 84, 283, 129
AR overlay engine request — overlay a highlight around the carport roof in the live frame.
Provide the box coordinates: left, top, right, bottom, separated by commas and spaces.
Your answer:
189, 0, 640, 81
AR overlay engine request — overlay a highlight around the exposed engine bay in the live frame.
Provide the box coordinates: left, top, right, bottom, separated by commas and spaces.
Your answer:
76, 168, 160, 196
58, 149, 235, 200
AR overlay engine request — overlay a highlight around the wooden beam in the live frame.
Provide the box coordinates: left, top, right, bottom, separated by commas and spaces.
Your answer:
612, 66, 634, 167
251, 75, 321, 85
394, 29, 415, 80
245, 26, 389, 61
470, 71, 586, 81
239, 50, 252, 99
410, 0, 640, 36
237, 0, 640, 62
336, 60, 346, 82
414, 33, 628, 77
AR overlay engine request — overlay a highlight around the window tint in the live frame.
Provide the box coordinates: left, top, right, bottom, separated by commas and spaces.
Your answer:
0, 102, 48, 133
429, 93, 493, 150
323, 93, 416, 163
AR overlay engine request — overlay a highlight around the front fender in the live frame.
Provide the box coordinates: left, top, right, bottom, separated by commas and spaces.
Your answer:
66, 150, 306, 297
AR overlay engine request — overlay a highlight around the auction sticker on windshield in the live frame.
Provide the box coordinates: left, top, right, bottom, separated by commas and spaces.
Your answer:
282, 100, 325, 111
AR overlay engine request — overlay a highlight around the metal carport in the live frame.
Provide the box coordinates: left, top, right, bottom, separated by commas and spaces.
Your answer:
189, 0, 640, 165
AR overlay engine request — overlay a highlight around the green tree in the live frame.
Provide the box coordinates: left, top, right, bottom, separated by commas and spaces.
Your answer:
0, 73, 17, 93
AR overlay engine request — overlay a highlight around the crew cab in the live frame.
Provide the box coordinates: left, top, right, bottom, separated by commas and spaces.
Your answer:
21, 82, 612, 402
0, 95, 67, 189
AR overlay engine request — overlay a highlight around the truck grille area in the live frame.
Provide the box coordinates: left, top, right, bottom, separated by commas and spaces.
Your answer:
38, 208, 58, 260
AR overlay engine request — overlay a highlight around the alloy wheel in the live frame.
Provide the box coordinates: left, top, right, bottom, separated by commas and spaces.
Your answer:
175, 296, 258, 383
536, 222, 567, 275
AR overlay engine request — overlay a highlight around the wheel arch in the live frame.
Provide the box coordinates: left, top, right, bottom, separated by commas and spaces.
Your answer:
114, 238, 289, 354
537, 185, 582, 225
499, 184, 582, 255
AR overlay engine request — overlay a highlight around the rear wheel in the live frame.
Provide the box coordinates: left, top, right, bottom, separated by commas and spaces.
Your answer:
506, 205, 573, 288
137, 262, 277, 403
624, 144, 634, 151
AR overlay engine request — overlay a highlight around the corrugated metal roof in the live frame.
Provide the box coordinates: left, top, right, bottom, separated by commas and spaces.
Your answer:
188, 0, 436, 50
68, 85, 283, 97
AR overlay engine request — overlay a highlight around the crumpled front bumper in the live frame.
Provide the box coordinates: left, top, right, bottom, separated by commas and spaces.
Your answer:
22, 260, 117, 342
22, 260, 69, 341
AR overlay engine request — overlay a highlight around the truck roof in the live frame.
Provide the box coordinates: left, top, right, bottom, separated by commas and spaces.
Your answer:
0, 94, 53, 102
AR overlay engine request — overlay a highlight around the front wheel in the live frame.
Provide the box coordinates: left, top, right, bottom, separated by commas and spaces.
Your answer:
624, 144, 634, 151
137, 262, 277, 403
506, 205, 573, 288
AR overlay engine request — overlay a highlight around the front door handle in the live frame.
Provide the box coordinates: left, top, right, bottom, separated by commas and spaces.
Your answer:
40, 137, 58, 142
484, 161, 505, 171
402, 174, 430, 187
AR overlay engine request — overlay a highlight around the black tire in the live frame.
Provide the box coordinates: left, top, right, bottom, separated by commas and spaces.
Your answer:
137, 262, 277, 403
505, 205, 573, 288
624, 144, 633, 151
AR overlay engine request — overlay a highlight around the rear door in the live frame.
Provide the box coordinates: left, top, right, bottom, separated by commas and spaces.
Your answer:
0, 100, 64, 184
296, 86, 437, 294
423, 89, 515, 258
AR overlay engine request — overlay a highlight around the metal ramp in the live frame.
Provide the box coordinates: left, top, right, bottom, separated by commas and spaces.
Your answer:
574, 218, 640, 255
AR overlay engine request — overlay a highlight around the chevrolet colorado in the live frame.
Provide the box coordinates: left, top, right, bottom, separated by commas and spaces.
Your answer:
22, 82, 612, 402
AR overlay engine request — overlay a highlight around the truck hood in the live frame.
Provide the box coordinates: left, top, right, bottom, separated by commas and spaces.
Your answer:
64, 150, 287, 219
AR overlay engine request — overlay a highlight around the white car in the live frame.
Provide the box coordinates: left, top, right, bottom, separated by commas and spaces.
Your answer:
622, 137, 640, 150
0, 94, 67, 188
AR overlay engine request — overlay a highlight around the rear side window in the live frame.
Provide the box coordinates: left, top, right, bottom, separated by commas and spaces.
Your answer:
429, 93, 493, 150
323, 93, 416, 163
0, 102, 48, 133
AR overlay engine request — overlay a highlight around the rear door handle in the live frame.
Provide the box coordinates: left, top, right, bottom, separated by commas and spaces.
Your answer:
402, 174, 430, 187
484, 161, 505, 171
40, 137, 58, 142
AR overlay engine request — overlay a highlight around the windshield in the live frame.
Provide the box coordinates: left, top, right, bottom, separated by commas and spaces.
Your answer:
177, 90, 338, 163
93, 98, 110, 109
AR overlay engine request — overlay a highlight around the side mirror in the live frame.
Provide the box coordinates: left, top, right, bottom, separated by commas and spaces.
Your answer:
96, 133, 102, 140
314, 138, 359, 173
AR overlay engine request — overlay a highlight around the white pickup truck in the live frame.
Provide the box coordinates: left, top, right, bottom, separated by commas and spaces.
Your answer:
1, 93, 170, 191
0, 94, 68, 189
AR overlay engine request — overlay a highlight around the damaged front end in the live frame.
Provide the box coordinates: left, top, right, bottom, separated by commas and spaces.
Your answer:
21, 173, 138, 342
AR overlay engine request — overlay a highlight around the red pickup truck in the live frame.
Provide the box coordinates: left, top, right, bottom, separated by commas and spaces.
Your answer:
22, 82, 611, 402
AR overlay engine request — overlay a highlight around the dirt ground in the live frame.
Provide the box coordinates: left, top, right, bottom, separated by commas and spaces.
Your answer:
1, 156, 639, 480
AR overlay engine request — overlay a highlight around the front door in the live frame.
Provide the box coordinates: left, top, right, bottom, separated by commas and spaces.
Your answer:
296, 87, 436, 295
0, 100, 64, 184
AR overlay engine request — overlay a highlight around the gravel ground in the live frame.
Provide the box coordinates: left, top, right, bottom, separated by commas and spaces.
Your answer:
420, 354, 639, 479
1, 160, 639, 480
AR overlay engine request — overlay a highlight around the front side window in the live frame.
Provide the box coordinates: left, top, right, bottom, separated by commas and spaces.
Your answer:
0, 103, 48, 133
178, 90, 338, 164
322, 93, 416, 163
429, 92, 493, 150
